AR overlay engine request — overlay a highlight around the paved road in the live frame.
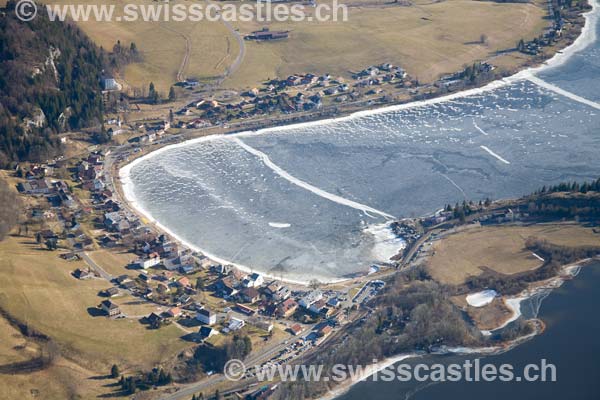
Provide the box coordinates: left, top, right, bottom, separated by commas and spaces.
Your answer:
159, 324, 314, 400
80, 251, 113, 281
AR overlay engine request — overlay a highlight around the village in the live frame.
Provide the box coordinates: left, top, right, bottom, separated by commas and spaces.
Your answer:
7, 138, 600, 399
10, 150, 394, 388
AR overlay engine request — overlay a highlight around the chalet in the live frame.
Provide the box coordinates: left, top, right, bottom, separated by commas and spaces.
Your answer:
298, 290, 323, 308
176, 276, 191, 288
103, 212, 123, 231
264, 281, 282, 296
199, 326, 219, 339
265, 283, 290, 301
115, 274, 130, 284
176, 294, 192, 306
244, 27, 289, 41
73, 268, 93, 280
179, 264, 197, 274
242, 273, 264, 288
215, 277, 239, 297
167, 307, 182, 318
99, 235, 119, 248
146, 312, 164, 326
309, 299, 327, 314
82, 179, 104, 192
289, 323, 303, 336
317, 324, 333, 338
276, 298, 298, 318
226, 317, 245, 332
240, 287, 260, 304
121, 280, 136, 290
326, 297, 341, 308
60, 252, 80, 261
161, 271, 175, 281
196, 308, 216, 325
104, 287, 119, 297
100, 300, 121, 317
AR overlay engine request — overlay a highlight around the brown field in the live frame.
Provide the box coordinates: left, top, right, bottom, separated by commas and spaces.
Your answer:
225, 0, 549, 89
427, 223, 600, 285
460, 297, 512, 331
0, 235, 190, 375
0, 319, 108, 400
86, 248, 138, 276
23, 0, 550, 93
42, 0, 236, 93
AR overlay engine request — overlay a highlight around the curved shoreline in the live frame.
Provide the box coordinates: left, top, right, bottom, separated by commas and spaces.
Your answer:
118, 0, 598, 286
316, 258, 594, 400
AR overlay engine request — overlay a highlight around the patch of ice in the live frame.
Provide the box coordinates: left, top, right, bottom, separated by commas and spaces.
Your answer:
466, 289, 498, 307
268, 222, 291, 228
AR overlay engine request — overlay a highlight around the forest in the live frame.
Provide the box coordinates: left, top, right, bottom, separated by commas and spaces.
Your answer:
0, 1, 105, 165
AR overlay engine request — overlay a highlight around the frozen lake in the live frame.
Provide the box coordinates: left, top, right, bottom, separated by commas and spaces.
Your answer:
123, 3, 600, 282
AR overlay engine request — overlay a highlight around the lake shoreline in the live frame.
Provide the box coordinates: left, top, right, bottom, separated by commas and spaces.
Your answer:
113, 0, 597, 286
316, 257, 599, 400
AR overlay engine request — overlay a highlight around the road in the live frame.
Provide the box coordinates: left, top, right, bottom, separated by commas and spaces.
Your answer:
159, 24, 192, 82
79, 251, 114, 281
158, 324, 314, 400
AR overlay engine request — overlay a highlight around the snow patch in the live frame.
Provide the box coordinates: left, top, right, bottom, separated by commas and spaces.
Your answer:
466, 289, 498, 307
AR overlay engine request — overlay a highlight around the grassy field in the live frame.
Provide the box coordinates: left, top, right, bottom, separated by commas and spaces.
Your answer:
39, 0, 236, 93
427, 223, 600, 285
0, 317, 108, 400
15, 0, 550, 94
86, 248, 138, 276
0, 235, 190, 375
225, 0, 548, 89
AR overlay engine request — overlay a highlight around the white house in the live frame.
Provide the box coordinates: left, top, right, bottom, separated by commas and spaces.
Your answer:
242, 273, 264, 288
298, 290, 323, 309
196, 308, 216, 325
227, 317, 245, 331
136, 256, 161, 269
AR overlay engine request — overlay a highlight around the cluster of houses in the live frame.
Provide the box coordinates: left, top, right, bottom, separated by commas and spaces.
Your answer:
352, 63, 408, 88
211, 266, 345, 324
128, 120, 171, 143
435, 62, 495, 90
173, 62, 411, 126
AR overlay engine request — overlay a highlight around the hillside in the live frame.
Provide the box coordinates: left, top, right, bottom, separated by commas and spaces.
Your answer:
0, 1, 105, 164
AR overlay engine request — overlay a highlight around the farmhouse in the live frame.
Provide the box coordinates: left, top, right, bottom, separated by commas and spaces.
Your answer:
240, 287, 260, 304
245, 28, 289, 41
199, 326, 219, 339
167, 307, 182, 318
73, 268, 93, 280
104, 287, 119, 297
276, 298, 298, 318
100, 300, 121, 317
